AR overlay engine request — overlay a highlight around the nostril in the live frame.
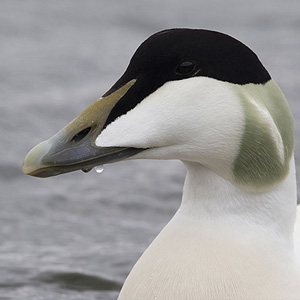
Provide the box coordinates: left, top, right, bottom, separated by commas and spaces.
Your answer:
71, 127, 92, 143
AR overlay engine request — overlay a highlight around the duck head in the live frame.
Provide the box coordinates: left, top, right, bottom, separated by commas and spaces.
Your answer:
22, 29, 294, 190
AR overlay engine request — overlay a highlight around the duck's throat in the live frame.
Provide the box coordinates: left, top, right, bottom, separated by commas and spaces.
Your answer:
179, 161, 297, 248
118, 160, 298, 300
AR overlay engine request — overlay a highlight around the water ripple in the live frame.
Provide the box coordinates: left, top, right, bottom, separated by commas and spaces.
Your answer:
34, 271, 122, 292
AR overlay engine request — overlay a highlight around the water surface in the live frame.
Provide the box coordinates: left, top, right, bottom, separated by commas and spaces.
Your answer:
1, 0, 299, 299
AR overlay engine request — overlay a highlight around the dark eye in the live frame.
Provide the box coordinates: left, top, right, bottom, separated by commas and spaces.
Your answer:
176, 61, 196, 75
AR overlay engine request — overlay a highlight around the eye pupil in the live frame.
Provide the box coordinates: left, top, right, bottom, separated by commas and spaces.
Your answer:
176, 61, 195, 75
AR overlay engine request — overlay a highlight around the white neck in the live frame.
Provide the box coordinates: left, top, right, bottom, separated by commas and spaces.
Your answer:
178, 160, 297, 251
118, 159, 299, 300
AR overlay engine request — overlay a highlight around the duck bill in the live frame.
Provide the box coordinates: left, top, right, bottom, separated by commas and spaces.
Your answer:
22, 80, 142, 178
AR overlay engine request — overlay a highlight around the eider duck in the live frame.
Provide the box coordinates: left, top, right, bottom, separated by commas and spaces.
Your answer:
23, 29, 300, 299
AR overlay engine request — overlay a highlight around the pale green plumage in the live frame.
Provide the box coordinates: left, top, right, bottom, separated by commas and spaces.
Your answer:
233, 80, 294, 190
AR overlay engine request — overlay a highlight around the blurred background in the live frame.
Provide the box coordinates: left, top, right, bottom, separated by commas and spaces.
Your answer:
1, 0, 299, 299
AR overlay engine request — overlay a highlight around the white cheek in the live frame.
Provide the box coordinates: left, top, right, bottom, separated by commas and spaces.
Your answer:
95, 82, 182, 148
96, 78, 244, 172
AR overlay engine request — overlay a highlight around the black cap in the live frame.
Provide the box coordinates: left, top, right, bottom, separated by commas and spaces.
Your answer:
104, 29, 271, 127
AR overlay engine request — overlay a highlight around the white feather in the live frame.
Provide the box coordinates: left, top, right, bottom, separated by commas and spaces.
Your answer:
95, 77, 299, 299
118, 160, 299, 300
97, 77, 245, 182
295, 205, 300, 260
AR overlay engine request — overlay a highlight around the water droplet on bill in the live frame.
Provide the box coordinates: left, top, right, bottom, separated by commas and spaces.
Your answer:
95, 165, 104, 174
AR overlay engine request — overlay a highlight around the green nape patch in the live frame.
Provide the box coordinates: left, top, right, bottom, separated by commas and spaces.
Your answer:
233, 80, 294, 190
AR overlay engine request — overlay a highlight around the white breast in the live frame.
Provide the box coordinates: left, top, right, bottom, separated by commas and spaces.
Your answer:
295, 205, 300, 260
118, 162, 300, 300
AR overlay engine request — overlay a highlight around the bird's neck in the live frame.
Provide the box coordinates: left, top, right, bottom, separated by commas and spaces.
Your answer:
118, 159, 299, 300
178, 160, 298, 252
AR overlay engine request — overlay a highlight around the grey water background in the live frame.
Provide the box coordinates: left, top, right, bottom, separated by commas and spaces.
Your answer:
1, 0, 300, 299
